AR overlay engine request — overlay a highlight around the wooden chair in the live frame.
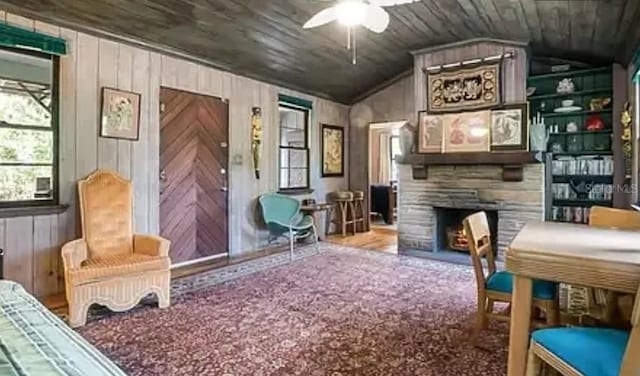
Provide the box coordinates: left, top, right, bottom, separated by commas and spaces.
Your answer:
587, 206, 640, 324
463, 212, 560, 343
527, 284, 640, 376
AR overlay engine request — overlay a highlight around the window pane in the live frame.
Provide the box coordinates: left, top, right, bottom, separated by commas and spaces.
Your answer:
279, 106, 306, 147
0, 166, 53, 201
279, 168, 289, 189
280, 149, 306, 168
0, 128, 53, 163
289, 168, 308, 188
391, 136, 401, 160
0, 49, 52, 127
288, 150, 307, 167
0, 84, 51, 127
280, 149, 289, 168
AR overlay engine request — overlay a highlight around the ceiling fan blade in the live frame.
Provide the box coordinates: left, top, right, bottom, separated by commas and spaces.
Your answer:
303, 7, 338, 29
362, 4, 389, 33
369, 0, 419, 6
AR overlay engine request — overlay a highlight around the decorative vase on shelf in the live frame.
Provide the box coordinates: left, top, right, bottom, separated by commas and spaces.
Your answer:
586, 115, 605, 131
557, 78, 575, 94
529, 113, 549, 152
399, 122, 415, 158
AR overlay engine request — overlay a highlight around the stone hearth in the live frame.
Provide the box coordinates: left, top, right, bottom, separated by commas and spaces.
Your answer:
397, 164, 545, 258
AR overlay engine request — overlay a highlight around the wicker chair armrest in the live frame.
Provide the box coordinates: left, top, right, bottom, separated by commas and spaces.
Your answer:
133, 234, 171, 258
61, 239, 88, 271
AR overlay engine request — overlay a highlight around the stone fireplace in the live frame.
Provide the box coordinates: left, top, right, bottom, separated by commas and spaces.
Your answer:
397, 164, 545, 258
434, 207, 498, 253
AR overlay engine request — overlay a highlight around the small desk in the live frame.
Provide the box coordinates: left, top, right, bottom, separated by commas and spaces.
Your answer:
506, 222, 640, 376
300, 203, 333, 241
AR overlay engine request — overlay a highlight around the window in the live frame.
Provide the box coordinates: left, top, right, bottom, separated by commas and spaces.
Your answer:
0, 47, 58, 208
279, 99, 310, 192
390, 135, 401, 182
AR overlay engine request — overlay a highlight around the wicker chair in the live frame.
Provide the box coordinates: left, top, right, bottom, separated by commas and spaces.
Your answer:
62, 170, 171, 328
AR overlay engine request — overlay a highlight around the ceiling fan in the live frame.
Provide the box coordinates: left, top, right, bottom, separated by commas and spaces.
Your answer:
303, 0, 420, 64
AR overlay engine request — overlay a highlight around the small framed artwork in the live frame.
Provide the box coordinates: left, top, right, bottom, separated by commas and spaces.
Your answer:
100, 87, 141, 140
321, 124, 344, 177
417, 110, 444, 153
490, 103, 529, 151
443, 110, 491, 153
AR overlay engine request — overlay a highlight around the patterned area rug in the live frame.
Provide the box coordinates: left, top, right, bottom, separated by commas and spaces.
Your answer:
78, 244, 508, 375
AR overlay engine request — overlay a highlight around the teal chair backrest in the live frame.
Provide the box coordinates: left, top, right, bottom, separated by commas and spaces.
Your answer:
258, 193, 301, 227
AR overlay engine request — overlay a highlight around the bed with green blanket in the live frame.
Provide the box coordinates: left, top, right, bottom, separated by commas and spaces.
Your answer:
0, 281, 125, 375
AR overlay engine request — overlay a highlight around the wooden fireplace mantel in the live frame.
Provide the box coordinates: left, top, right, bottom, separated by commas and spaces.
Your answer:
398, 152, 545, 182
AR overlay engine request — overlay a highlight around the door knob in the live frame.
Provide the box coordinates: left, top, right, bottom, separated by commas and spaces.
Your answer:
220, 186, 228, 192
160, 170, 167, 181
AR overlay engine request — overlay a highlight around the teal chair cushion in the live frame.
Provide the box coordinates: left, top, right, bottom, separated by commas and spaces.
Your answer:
532, 327, 629, 376
485, 271, 557, 300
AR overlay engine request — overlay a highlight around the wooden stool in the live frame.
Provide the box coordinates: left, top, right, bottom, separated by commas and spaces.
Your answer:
327, 191, 355, 237
351, 190, 365, 233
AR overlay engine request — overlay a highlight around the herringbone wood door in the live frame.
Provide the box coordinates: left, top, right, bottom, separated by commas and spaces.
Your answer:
159, 88, 229, 264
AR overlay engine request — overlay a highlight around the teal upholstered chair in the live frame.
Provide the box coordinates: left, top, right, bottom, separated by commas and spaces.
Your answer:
527, 286, 640, 376
463, 212, 559, 344
258, 193, 319, 260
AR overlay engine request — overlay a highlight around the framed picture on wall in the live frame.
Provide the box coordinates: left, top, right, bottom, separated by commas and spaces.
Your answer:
99, 87, 141, 141
417, 110, 444, 153
443, 110, 491, 153
490, 103, 529, 151
321, 124, 344, 177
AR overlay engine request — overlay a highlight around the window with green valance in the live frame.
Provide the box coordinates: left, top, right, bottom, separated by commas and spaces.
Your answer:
632, 50, 640, 83
278, 94, 313, 110
0, 23, 66, 56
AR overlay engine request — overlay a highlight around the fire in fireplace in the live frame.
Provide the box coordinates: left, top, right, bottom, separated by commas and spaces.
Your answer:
433, 207, 498, 254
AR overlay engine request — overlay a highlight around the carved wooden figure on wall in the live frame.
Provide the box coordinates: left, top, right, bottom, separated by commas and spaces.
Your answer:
251, 107, 263, 179
621, 102, 633, 180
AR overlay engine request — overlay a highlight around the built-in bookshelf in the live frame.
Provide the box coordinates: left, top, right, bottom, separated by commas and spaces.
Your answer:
528, 67, 615, 223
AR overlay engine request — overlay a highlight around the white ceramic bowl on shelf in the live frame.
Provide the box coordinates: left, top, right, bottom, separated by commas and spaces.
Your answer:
561, 99, 574, 107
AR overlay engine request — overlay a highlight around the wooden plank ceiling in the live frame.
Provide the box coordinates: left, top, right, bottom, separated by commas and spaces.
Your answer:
1, 0, 638, 104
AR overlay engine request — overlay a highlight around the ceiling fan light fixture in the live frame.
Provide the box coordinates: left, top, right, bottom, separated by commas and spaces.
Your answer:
336, 0, 367, 26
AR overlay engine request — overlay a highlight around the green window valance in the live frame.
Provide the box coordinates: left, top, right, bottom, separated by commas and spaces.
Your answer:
0, 23, 66, 55
632, 49, 640, 84
278, 94, 313, 110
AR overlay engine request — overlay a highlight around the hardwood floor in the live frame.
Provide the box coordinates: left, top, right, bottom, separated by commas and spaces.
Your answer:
326, 227, 398, 254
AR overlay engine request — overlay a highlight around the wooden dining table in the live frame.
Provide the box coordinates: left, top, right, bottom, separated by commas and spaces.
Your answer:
506, 221, 640, 376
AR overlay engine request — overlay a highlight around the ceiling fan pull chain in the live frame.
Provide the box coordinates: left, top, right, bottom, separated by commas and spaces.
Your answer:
352, 27, 357, 65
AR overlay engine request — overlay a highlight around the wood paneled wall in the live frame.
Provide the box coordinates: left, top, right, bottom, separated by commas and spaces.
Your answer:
349, 75, 414, 230
0, 11, 349, 298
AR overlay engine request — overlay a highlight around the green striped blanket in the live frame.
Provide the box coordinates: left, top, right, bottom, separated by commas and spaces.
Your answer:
0, 281, 125, 376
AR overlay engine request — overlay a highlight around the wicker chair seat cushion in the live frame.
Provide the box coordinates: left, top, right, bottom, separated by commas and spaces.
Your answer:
532, 327, 629, 376
70, 253, 170, 285
486, 271, 557, 300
